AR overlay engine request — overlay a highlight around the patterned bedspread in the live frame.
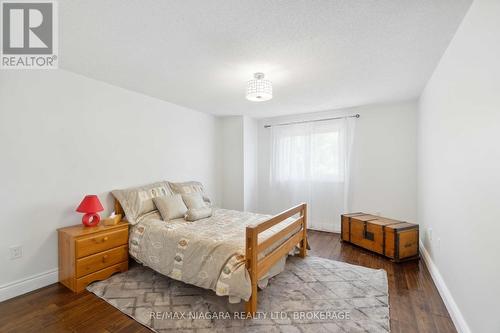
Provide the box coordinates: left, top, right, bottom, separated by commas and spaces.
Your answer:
129, 208, 300, 302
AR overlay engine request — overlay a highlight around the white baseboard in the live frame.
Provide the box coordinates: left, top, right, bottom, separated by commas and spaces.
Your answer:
0, 268, 59, 302
419, 242, 471, 333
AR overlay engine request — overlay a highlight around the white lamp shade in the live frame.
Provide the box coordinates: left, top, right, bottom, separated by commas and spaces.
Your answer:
246, 73, 272, 102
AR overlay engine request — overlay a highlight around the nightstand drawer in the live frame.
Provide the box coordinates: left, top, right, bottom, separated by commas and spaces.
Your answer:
76, 261, 128, 292
76, 245, 128, 278
76, 228, 128, 258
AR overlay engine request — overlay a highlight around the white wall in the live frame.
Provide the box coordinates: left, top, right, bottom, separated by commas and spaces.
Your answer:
0, 69, 218, 300
243, 116, 259, 212
217, 116, 244, 210
216, 115, 259, 212
257, 101, 417, 230
418, 1, 500, 332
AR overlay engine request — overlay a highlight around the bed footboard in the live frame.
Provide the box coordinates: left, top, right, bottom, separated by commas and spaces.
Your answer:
245, 203, 308, 316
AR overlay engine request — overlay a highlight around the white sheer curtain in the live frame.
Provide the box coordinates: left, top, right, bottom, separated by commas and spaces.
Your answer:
269, 117, 355, 232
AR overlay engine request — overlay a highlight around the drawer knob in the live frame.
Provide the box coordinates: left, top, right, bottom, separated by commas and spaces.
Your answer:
92, 236, 109, 243
102, 254, 108, 262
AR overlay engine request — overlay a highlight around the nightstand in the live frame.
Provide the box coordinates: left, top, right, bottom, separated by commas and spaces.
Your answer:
58, 221, 129, 292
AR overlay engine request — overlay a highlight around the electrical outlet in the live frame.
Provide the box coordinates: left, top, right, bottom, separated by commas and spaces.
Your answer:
9, 246, 23, 260
427, 228, 433, 241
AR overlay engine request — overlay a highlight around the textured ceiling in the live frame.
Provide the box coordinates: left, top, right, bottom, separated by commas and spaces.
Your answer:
59, 0, 471, 117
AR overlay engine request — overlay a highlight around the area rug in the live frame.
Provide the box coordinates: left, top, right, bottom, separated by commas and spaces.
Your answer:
87, 256, 389, 332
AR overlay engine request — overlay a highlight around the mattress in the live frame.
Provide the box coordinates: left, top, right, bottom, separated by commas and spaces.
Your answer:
128, 208, 300, 302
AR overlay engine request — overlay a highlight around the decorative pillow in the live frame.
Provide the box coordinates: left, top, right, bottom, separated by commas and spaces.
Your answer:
153, 194, 188, 221
185, 207, 213, 221
112, 181, 172, 225
182, 192, 207, 210
169, 181, 211, 206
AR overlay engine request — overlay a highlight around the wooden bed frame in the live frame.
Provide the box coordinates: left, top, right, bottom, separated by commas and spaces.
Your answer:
114, 200, 308, 316
244, 202, 308, 315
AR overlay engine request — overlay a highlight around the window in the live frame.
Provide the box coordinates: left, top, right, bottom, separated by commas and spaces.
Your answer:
270, 122, 344, 183
267, 117, 356, 232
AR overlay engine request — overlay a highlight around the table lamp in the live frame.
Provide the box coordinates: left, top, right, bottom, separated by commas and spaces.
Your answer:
76, 195, 104, 227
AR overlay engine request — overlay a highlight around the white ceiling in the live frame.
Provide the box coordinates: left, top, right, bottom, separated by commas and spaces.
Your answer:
60, 0, 471, 118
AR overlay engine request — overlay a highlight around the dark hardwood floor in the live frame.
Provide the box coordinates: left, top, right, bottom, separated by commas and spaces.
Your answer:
307, 231, 456, 333
0, 230, 456, 333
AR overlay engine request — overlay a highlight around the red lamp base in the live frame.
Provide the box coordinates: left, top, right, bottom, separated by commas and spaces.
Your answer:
82, 212, 101, 227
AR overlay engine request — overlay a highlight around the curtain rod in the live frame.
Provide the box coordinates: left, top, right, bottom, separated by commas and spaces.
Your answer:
263, 114, 360, 128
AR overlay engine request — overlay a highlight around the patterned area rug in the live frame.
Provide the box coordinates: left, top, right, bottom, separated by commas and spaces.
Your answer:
87, 256, 389, 332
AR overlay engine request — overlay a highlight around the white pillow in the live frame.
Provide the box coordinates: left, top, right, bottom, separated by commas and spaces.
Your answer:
182, 192, 207, 210
153, 194, 188, 221
169, 181, 212, 206
112, 181, 172, 225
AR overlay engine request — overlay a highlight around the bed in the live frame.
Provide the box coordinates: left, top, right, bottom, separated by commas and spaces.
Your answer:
112, 181, 307, 315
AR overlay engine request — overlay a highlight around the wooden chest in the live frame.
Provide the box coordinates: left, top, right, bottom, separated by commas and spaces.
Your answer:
341, 213, 419, 262
58, 221, 129, 292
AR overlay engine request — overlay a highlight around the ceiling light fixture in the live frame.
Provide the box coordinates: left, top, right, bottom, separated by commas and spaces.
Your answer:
246, 72, 272, 102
